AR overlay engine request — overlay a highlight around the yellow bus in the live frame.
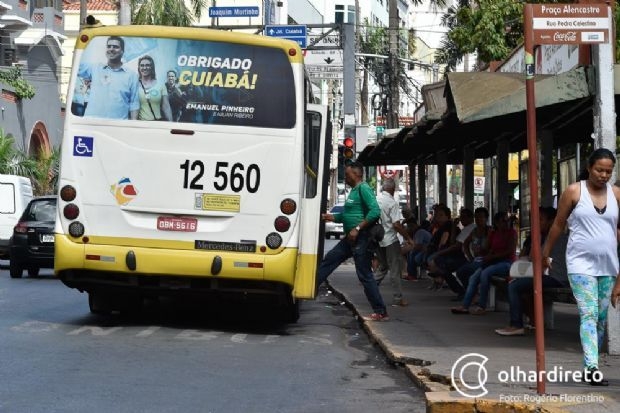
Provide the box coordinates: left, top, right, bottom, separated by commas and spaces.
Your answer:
55, 25, 330, 321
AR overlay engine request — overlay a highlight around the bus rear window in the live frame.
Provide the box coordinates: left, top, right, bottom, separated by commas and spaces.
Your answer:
71, 36, 296, 128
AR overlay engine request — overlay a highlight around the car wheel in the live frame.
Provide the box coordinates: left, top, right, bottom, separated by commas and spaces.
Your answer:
9, 261, 23, 279
27, 267, 40, 277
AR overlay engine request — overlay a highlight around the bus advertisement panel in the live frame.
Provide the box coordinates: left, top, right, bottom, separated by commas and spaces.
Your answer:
56, 26, 330, 322
71, 35, 296, 127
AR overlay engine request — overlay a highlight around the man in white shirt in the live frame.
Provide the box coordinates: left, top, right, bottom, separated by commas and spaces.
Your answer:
374, 179, 412, 306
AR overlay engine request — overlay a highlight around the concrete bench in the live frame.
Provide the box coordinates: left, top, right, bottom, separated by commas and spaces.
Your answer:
489, 275, 574, 330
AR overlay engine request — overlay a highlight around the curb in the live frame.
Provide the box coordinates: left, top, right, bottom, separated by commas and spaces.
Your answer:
327, 283, 574, 413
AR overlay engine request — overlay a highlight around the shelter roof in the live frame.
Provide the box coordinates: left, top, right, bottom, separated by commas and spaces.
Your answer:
359, 66, 595, 166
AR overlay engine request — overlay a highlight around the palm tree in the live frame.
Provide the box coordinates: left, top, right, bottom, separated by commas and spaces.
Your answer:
0, 129, 60, 195
30, 146, 61, 196
130, 0, 207, 26
0, 129, 36, 177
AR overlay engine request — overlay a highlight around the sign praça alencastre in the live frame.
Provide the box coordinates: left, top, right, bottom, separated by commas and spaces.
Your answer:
531, 4, 610, 45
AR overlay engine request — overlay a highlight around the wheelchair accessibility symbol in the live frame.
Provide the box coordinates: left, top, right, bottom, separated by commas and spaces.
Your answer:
73, 136, 93, 157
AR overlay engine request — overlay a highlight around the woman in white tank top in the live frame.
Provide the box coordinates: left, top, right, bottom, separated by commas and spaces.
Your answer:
543, 148, 620, 387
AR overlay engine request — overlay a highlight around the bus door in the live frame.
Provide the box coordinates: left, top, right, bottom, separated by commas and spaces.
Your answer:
293, 104, 331, 299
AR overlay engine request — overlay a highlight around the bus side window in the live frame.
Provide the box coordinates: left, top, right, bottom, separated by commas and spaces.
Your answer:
304, 111, 321, 198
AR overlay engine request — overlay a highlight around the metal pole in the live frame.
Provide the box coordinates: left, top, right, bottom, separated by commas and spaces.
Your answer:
524, 4, 545, 395
387, 0, 399, 129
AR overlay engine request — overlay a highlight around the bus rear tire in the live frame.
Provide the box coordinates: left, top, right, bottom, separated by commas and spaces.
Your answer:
284, 299, 300, 323
89, 292, 143, 316
88, 292, 112, 315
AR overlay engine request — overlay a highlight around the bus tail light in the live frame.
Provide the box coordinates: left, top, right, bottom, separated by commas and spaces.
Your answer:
280, 198, 296, 215
60, 185, 77, 202
266, 233, 282, 249
274, 216, 290, 232
63, 204, 80, 220
68, 222, 85, 237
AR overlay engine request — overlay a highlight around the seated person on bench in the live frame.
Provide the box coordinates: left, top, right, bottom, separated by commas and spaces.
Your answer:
495, 206, 568, 336
451, 211, 517, 315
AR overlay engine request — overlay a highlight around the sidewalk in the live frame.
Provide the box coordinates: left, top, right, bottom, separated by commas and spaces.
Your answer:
324, 264, 620, 413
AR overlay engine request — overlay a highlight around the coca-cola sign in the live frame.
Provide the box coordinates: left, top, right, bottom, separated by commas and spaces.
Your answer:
553, 31, 577, 42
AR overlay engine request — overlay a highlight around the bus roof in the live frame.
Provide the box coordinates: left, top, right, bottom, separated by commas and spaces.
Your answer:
76, 25, 304, 64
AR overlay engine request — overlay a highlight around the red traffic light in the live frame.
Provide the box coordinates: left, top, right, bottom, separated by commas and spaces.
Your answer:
343, 137, 354, 148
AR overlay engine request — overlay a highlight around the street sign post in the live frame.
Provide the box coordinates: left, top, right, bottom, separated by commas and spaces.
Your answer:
531, 4, 610, 44
265, 25, 307, 48
208, 7, 259, 18
524, 2, 612, 395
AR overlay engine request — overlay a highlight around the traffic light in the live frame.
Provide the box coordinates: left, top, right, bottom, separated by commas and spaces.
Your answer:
343, 126, 356, 162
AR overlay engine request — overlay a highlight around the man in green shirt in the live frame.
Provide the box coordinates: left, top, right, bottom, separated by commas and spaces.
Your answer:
317, 162, 389, 321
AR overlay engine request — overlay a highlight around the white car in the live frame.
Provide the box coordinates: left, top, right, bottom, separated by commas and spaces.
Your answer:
325, 204, 345, 239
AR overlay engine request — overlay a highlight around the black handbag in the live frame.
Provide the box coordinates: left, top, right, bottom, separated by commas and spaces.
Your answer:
368, 221, 385, 243
357, 185, 384, 243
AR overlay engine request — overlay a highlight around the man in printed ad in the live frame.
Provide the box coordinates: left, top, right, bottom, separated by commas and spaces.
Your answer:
73, 36, 295, 128
77, 36, 140, 120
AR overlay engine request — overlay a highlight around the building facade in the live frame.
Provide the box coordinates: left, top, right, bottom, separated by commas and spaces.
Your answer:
0, 0, 65, 155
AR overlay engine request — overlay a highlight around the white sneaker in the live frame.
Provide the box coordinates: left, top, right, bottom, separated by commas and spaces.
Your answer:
495, 327, 525, 336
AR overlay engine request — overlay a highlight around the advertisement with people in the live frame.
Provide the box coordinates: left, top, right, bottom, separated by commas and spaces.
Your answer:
72, 35, 296, 128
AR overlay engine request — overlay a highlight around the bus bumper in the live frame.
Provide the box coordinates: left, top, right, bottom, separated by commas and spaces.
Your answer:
54, 234, 301, 297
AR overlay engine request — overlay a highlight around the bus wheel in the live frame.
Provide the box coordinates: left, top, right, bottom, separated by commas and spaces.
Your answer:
9, 261, 23, 279
88, 292, 113, 315
284, 299, 300, 323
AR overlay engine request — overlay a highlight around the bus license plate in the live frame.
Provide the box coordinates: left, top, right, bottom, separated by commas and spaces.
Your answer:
157, 217, 198, 232
40, 234, 54, 243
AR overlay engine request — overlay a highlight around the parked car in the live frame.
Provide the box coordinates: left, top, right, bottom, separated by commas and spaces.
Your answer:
9, 196, 57, 278
325, 203, 345, 239
0, 174, 33, 259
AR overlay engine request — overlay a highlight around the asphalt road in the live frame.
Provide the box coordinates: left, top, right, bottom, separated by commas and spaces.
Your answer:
0, 251, 425, 413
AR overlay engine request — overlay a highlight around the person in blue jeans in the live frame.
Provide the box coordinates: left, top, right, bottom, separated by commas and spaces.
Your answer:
317, 161, 389, 321
496, 207, 568, 336
403, 219, 432, 280
451, 212, 517, 315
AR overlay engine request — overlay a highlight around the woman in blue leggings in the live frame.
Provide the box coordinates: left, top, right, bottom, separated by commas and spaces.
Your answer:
543, 148, 620, 386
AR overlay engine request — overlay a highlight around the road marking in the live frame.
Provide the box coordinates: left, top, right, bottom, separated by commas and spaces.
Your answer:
67, 325, 123, 336
298, 335, 333, 346
11, 320, 60, 333
230, 333, 247, 343
9, 321, 332, 347
135, 326, 161, 337
175, 329, 219, 340
262, 335, 280, 343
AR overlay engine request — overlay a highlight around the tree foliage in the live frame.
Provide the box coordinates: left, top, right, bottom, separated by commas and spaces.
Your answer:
435, 0, 580, 72
0, 67, 36, 100
131, 0, 206, 26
